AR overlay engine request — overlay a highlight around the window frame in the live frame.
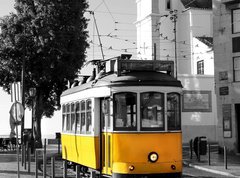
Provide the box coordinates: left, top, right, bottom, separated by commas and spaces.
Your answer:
197, 60, 204, 75
70, 103, 76, 132
165, 0, 172, 10
80, 100, 86, 134
66, 104, 71, 131
140, 92, 165, 131
167, 92, 181, 131
62, 104, 66, 131
113, 92, 137, 131
232, 8, 240, 34
86, 99, 92, 134
233, 56, 240, 82
75, 102, 80, 134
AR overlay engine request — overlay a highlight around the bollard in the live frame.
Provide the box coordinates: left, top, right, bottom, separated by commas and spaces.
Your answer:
190, 139, 193, 159
35, 150, 38, 178
76, 165, 80, 178
208, 143, 211, 165
58, 138, 60, 155
224, 146, 228, 169
51, 157, 55, 178
63, 160, 67, 178
197, 138, 200, 162
23, 144, 26, 170
43, 139, 47, 178
22, 145, 24, 166
28, 145, 31, 173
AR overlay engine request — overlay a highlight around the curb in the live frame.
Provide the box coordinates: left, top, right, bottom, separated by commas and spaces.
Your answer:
183, 161, 240, 178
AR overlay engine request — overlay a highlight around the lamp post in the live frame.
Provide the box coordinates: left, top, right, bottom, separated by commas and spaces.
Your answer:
170, 10, 178, 79
29, 87, 36, 151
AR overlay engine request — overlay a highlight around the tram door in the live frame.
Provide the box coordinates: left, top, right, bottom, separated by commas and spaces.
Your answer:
101, 98, 112, 175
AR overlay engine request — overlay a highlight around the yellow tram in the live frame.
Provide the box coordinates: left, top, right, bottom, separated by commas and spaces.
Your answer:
61, 55, 183, 178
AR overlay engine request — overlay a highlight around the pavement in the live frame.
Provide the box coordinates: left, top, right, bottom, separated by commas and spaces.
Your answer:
0, 144, 75, 178
183, 143, 240, 178
0, 143, 240, 178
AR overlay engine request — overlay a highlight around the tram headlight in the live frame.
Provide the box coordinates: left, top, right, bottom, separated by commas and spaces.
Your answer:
148, 152, 158, 163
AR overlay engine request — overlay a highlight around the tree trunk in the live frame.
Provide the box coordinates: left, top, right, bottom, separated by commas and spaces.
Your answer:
32, 90, 44, 148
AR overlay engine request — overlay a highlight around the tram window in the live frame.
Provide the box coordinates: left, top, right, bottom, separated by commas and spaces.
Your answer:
140, 92, 164, 131
80, 100, 86, 134
76, 102, 80, 134
66, 104, 71, 131
62, 104, 66, 131
101, 98, 110, 130
71, 103, 76, 132
113, 92, 137, 131
167, 93, 181, 130
86, 99, 92, 134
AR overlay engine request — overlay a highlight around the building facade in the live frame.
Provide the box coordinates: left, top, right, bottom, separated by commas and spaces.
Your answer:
213, 0, 240, 153
136, 0, 217, 143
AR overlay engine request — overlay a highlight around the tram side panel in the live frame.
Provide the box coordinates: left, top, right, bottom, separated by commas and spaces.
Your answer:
61, 98, 101, 169
61, 134, 100, 169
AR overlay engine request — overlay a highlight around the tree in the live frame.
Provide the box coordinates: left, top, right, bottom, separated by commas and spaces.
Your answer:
0, 0, 89, 148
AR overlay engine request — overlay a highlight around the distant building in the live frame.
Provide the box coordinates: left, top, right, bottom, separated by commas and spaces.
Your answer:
213, 0, 240, 153
136, 0, 217, 143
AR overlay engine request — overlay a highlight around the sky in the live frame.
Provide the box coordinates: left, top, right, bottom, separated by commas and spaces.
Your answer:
0, 0, 137, 137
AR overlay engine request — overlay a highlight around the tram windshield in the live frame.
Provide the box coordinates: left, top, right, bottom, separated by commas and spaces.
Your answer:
113, 91, 181, 132
113, 92, 137, 131
140, 92, 164, 131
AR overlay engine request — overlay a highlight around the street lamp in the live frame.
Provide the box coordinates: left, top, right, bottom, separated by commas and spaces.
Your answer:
29, 87, 36, 98
29, 87, 36, 151
29, 87, 36, 130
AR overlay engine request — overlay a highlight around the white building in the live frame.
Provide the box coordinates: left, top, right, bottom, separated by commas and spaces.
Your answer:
213, 0, 240, 153
135, 0, 217, 143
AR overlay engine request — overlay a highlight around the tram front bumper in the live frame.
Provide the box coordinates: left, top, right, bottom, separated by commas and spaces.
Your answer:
112, 161, 182, 174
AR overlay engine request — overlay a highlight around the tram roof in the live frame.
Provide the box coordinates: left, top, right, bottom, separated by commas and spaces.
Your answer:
61, 71, 182, 97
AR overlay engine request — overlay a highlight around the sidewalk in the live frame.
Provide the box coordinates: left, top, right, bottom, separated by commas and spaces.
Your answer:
1, 144, 240, 178
183, 144, 240, 178
0, 145, 75, 178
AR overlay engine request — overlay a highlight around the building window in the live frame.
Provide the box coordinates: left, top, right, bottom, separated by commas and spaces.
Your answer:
233, 56, 240, 82
232, 9, 240, 34
166, 0, 171, 10
197, 60, 204, 74
232, 37, 240, 52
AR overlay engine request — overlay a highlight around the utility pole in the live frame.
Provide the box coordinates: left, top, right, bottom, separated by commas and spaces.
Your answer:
170, 10, 178, 78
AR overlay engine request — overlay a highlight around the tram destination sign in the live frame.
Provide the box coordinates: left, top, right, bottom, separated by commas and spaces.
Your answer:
116, 60, 174, 76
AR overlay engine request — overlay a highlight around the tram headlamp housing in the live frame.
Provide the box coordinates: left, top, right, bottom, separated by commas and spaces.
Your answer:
148, 152, 158, 163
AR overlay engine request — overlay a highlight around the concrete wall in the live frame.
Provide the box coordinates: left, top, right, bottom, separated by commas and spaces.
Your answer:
179, 75, 217, 143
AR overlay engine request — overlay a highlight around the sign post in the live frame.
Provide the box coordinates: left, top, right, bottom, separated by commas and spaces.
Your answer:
10, 102, 24, 178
